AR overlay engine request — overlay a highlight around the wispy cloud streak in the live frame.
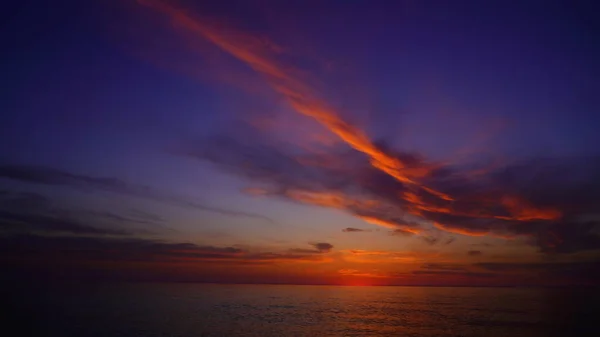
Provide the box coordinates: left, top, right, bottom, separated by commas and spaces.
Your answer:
135, 0, 452, 200
0, 164, 274, 224
131, 0, 600, 255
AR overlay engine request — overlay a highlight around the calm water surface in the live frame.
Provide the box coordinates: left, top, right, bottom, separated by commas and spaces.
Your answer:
7, 284, 600, 336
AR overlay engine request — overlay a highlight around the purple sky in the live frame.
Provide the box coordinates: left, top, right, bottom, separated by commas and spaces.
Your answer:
1, 0, 599, 285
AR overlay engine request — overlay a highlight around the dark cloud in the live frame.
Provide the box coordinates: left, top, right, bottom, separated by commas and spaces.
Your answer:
476, 261, 600, 283
289, 248, 321, 254
84, 210, 160, 227
0, 164, 274, 224
471, 242, 494, 247
420, 236, 439, 245
289, 242, 334, 254
342, 227, 368, 232
417, 261, 600, 284
419, 233, 456, 245
0, 210, 129, 236
0, 234, 243, 263
390, 228, 416, 236
529, 221, 600, 254
468, 250, 483, 256
181, 129, 600, 254
311, 242, 334, 253
411, 270, 496, 278
421, 263, 467, 272
245, 252, 329, 263
180, 132, 424, 235
0, 189, 328, 274
0, 192, 129, 236
0, 233, 329, 266
445, 237, 456, 245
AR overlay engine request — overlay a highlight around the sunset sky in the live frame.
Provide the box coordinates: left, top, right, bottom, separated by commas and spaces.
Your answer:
1, 0, 599, 286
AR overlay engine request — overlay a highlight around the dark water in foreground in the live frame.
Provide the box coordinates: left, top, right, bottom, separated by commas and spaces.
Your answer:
5, 284, 600, 337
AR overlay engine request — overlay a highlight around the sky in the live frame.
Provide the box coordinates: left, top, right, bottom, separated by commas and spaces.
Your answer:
1, 0, 599, 286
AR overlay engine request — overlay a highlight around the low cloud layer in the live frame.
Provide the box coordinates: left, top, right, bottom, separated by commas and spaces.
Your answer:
342, 227, 369, 232
0, 191, 132, 236
467, 250, 483, 256
186, 129, 600, 255
0, 234, 331, 267
311, 242, 334, 253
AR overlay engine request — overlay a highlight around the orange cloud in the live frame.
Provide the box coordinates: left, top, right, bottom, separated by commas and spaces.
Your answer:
135, 0, 452, 204
356, 215, 422, 234
285, 190, 349, 209
433, 222, 489, 237
347, 250, 391, 256
500, 195, 562, 221
132, 0, 581, 251
433, 222, 519, 239
281, 189, 423, 232
341, 249, 435, 264
337, 269, 396, 278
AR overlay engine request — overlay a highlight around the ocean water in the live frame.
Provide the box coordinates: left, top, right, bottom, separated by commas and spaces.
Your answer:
6, 284, 600, 337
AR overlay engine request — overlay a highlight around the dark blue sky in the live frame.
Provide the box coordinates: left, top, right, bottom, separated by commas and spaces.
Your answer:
3, 1, 599, 167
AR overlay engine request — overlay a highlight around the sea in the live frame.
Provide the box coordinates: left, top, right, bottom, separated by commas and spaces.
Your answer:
5, 284, 600, 337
